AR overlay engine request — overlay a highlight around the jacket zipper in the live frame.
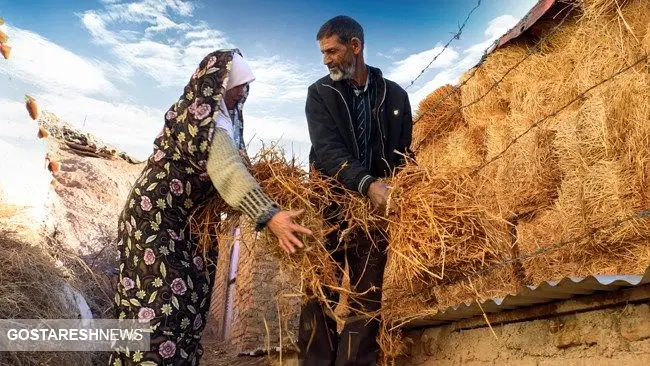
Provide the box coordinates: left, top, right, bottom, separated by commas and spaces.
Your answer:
375, 77, 388, 170
322, 84, 359, 159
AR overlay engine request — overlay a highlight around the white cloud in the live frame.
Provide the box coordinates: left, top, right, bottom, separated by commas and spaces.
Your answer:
0, 2, 316, 166
386, 46, 459, 85
0, 132, 51, 222
377, 52, 394, 60
79, 0, 314, 105
79, 0, 232, 87
378, 47, 406, 60
74, 0, 318, 160
485, 15, 519, 39
0, 21, 162, 160
244, 114, 310, 144
407, 70, 458, 109
0, 25, 120, 98
246, 57, 315, 102
81, 11, 119, 45
406, 14, 520, 110
0, 98, 40, 140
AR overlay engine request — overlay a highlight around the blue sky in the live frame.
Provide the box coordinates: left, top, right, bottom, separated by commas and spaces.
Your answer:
0, 0, 536, 162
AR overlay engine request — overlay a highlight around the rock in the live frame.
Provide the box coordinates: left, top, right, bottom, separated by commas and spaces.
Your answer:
61, 283, 93, 319
620, 304, 650, 342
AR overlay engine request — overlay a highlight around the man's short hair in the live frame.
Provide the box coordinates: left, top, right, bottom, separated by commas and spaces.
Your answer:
316, 15, 364, 46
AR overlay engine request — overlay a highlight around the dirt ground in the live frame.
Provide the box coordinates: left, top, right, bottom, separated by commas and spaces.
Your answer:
202, 337, 300, 366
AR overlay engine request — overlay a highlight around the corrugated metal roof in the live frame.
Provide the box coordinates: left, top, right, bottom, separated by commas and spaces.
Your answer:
403, 266, 650, 328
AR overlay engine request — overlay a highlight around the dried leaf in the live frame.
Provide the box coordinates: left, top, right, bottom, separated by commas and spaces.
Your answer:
25, 95, 39, 120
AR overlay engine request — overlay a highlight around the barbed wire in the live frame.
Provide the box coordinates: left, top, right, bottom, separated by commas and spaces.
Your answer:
471, 53, 649, 175
404, 0, 485, 90
387, 2, 650, 317
383, 207, 650, 331
428, 209, 650, 290
400, 53, 650, 295
412, 3, 576, 152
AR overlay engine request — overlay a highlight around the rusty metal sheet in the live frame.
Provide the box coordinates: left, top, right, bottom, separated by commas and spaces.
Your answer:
494, 0, 557, 49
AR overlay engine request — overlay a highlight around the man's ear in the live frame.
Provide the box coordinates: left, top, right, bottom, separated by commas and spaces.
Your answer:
350, 37, 363, 56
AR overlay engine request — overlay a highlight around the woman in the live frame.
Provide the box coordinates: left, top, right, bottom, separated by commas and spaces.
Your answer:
110, 49, 311, 366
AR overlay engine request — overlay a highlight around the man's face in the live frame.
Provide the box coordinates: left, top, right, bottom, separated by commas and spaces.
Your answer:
319, 35, 356, 81
224, 84, 247, 109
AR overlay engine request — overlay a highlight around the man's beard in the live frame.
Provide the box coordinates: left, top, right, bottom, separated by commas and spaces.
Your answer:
329, 55, 356, 81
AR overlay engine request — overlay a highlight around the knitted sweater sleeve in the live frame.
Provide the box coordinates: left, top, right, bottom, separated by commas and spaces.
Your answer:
206, 128, 279, 229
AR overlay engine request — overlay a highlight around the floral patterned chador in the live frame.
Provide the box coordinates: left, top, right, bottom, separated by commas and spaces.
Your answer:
110, 49, 278, 366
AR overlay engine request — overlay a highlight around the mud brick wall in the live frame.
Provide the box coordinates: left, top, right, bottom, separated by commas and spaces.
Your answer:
206, 226, 300, 353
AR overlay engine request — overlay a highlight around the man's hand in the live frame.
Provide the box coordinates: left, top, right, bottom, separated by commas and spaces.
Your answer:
368, 181, 390, 212
267, 209, 313, 254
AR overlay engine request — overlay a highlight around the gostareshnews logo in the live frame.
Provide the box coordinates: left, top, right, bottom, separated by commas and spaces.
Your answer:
0, 319, 151, 352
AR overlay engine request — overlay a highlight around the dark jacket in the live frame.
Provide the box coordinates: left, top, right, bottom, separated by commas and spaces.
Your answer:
306, 65, 413, 195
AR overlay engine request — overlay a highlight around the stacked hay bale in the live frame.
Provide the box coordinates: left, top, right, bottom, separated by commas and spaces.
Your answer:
383, 0, 650, 331
507, 0, 650, 284
378, 2, 650, 362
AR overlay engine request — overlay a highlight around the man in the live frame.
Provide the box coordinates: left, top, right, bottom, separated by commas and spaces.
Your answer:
299, 15, 413, 365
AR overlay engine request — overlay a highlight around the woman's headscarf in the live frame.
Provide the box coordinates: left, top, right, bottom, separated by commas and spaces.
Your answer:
154, 49, 253, 172
215, 52, 255, 148
227, 52, 255, 90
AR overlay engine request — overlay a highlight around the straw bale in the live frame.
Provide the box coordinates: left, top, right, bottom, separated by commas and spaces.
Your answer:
645, 17, 650, 54
560, 161, 648, 239
416, 125, 486, 174
606, 0, 650, 41
459, 44, 528, 129
535, 18, 582, 54
568, 1, 648, 89
378, 0, 650, 361
579, 0, 636, 22
432, 264, 524, 310
478, 115, 562, 218
599, 71, 650, 205
413, 84, 465, 148
382, 254, 435, 325
383, 261, 523, 326
553, 71, 650, 201
517, 159, 649, 284
508, 55, 579, 123
387, 166, 514, 286
517, 208, 649, 285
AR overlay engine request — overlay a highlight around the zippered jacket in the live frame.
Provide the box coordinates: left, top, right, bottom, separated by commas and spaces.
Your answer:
306, 65, 413, 196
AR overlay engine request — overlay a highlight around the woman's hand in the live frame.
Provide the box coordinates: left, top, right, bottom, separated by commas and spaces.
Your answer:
266, 209, 313, 254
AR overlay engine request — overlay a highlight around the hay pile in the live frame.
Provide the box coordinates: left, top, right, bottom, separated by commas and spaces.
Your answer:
382, 0, 650, 330
374, 2, 650, 362
190, 146, 387, 332
0, 232, 102, 365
